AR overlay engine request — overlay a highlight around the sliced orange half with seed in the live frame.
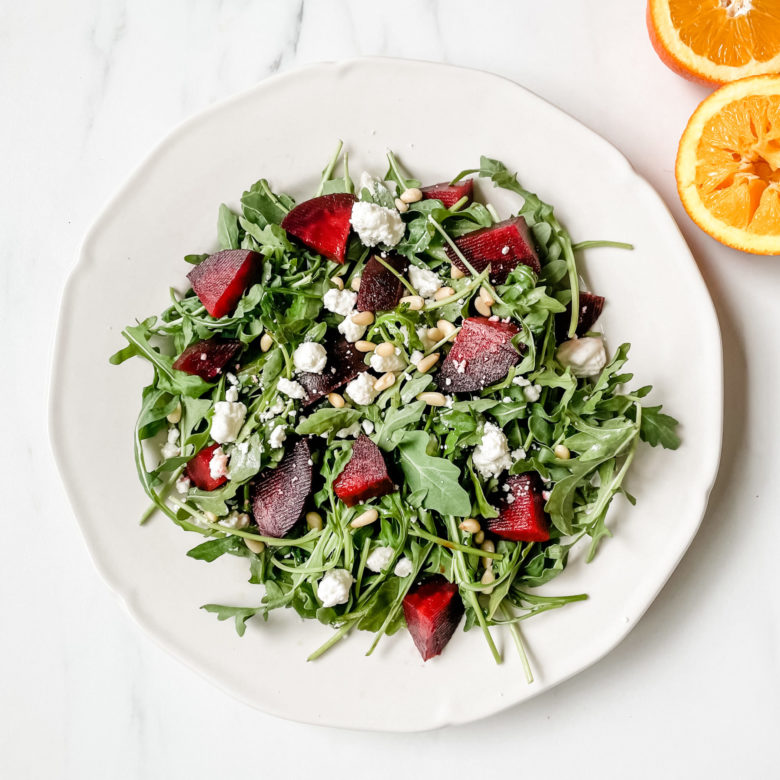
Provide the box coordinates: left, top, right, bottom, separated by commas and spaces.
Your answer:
676, 75, 780, 254
648, 0, 780, 85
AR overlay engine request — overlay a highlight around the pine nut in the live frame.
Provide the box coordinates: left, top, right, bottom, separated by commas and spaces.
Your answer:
306, 511, 324, 531
427, 327, 443, 343
417, 391, 447, 407
374, 372, 396, 392
355, 340, 376, 352
351, 310, 374, 326
327, 392, 345, 408
554, 444, 571, 460
351, 508, 379, 528
480, 539, 496, 554
459, 518, 481, 534
331, 276, 344, 290
350, 276, 361, 292
394, 198, 409, 213
400, 187, 423, 204
434, 286, 455, 301
166, 403, 182, 424
479, 287, 495, 306
437, 319, 456, 337
260, 333, 274, 352
416, 353, 440, 373
481, 569, 496, 592
451, 264, 466, 280
376, 341, 396, 357
474, 297, 492, 317
245, 538, 266, 554
204, 511, 217, 524
400, 295, 424, 310
474, 530, 485, 545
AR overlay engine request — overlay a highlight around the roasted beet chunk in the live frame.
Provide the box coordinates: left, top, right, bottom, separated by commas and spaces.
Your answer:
186, 443, 228, 492
172, 339, 242, 381
297, 337, 368, 407
420, 178, 473, 208
486, 473, 551, 542
251, 439, 313, 538
333, 434, 395, 507
187, 249, 261, 319
281, 193, 356, 264
556, 291, 605, 341
403, 576, 464, 661
445, 216, 540, 285
356, 254, 408, 312
437, 317, 520, 393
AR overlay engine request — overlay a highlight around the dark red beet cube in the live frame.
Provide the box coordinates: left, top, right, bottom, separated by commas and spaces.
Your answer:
356, 254, 408, 312
186, 443, 228, 492
187, 249, 261, 319
486, 473, 550, 543
403, 576, 464, 661
437, 317, 521, 393
446, 216, 540, 285
333, 434, 395, 507
421, 178, 473, 208
297, 337, 368, 407
281, 193, 356, 264
252, 439, 313, 538
556, 291, 605, 341
172, 339, 242, 381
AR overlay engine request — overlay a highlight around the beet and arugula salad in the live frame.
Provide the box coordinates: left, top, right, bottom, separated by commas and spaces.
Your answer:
111, 145, 679, 674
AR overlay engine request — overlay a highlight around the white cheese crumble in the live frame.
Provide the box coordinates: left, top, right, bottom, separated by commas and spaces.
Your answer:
277, 377, 306, 399
409, 349, 424, 366
369, 350, 405, 373
208, 446, 229, 481
211, 401, 247, 444
472, 422, 512, 479
511, 447, 526, 461
338, 316, 366, 343
345, 372, 379, 406
317, 569, 354, 607
523, 384, 542, 403
350, 201, 405, 248
323, 288, 358, 316
366, 546, 395, 573
394, 557, 414, 577
408, 265, 442, 297
293, 341, 327, 374
268, 424, 287, 450
225, 386, 239, 403
175, 475, 191, 494
361, 420, 374, 435
336, 421, 362, 438
219, 511, 250, 530
260, 397, 285, 421
556, 336, 607, 377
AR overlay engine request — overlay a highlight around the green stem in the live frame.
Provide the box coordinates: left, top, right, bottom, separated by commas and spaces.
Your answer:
501, 603, 533, 684
316, 139, 344, 197
408, 525, 503, 560
572, 240, 634, 251
386, 150, 409, 191
307, 617, 360, 661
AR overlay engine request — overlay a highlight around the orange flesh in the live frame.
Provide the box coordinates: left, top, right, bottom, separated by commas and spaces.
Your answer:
695, 94, 780, 234
669, 0, 780, 66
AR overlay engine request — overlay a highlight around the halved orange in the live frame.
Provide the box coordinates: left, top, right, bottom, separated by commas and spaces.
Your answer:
648, 0, 780, 85
676, 75, 780, 254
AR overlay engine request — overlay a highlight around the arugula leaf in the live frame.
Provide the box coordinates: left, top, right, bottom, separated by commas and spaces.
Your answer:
217, 204, 240, 250
201, 604, 262, 637
638, 405, 681, 449
296, 408, 361, 436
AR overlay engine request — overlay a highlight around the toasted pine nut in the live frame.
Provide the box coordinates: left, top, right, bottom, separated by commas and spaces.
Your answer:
245, 538, 266, 554
260, 333, 274, 352
351, 508, 379, 528
355, 340, 376, 353
331, 276, 344, 290
376, 341, 395, 357
400, 295, 424, 310
459, 518, 481, 534
374, 372, 396, 392
400, 187, 423, 204
474, 530, 485, 545
204, 511, 217, 524
416, 353, 440, 373
427, 327, 443, 343
434, 286, 455, 301
554, 444, 571, 460
417, 391, 447, 407
166, 403, 182, 424
437, 319, 457, 337
478, 287, 495, 306
351, 310, 374, 326
481, 569, 496, 592
327, 392, 345, 408
474, 297, 492, 317
306, 511, 324, 531
394, 198, 409, 213
350, 276, 361, 291
451, 264, 466, 279
480, 539, 496, 554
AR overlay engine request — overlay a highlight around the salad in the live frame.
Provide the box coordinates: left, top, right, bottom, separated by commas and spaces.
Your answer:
111, 146, 679, 675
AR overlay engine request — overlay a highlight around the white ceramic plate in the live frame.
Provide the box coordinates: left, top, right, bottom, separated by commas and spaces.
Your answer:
50, 59, 722, 731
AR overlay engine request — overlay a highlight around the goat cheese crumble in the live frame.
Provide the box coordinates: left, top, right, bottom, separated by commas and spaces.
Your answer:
345, 372, 379, 406
472, 422, 512, 479
268, 424, 287, 450
211, 401, 247, 444
365, 546, 395, 573
394, 557, 414, 578
338, 316, 366, 343
317, 569, 354, 607
369, 350, 405, 373
277, 377, 306, 399
350, 201, 405, 247
208, 446, 229, 481
323, 288, 357, 316
293, 341, 327, 374
408, 265, 442, 297
557, 336, 607, 377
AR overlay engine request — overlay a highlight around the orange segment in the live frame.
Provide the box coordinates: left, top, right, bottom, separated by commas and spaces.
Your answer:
648, 0, 780, 85
677, 75, 780, 254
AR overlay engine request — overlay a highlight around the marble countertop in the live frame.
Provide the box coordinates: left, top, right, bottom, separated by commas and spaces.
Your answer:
2, 0, 777, 776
